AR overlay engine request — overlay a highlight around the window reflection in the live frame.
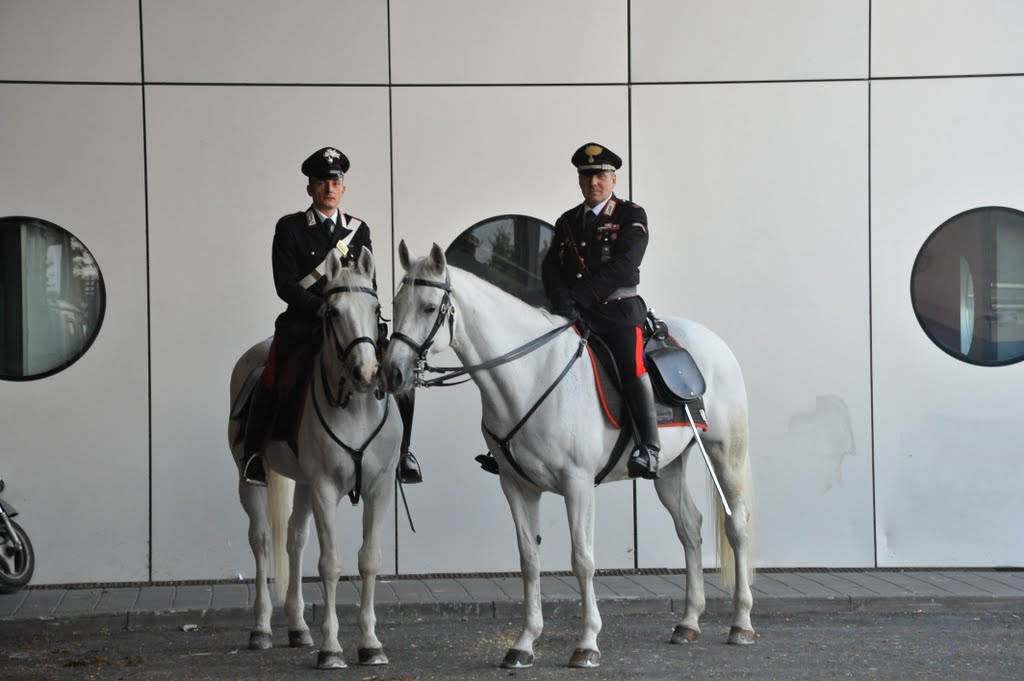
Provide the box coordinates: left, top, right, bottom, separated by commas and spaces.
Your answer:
0, 217, 105, 380
911, 207, 1024, 366
445, 214, 554, 307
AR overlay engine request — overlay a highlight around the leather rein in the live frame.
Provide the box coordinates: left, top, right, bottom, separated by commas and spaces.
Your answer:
312, 284, 391, 504
392, 272, 591, 486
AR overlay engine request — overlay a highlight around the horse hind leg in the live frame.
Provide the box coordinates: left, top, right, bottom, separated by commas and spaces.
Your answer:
710, 427, 756, 645
653, 450, 706, 644
498, 476, 543, 669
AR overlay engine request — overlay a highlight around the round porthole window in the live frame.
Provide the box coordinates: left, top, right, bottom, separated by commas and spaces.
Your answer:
445, 214, 555, 308
911, 206, 1024, 366
0, 217, 106, 380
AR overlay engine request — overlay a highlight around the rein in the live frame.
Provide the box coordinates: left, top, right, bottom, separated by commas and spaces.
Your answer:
395, 271, 594, 486
312, 283, 391, 505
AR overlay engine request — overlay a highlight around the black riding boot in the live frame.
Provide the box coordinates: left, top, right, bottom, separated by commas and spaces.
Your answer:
241, 382, 278, 487
397, 391, 422, 484
625, 373, 661, 480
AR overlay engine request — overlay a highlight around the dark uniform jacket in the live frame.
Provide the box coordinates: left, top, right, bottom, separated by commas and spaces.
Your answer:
541, 194, 649, 332
272, 206, 373, 340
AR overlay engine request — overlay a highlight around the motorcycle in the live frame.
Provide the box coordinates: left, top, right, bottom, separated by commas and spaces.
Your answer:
0, 479, 34, 593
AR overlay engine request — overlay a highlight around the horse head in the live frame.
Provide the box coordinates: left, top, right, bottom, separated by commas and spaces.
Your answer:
320, 247, 381, 395
382, 240, 454, 394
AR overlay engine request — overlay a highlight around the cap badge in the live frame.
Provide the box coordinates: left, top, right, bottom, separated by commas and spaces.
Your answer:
584, 144, 603, 163
323, 148, 341, 162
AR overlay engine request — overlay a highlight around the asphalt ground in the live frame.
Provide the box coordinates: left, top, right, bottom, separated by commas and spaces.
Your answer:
1, 608, 1021, 681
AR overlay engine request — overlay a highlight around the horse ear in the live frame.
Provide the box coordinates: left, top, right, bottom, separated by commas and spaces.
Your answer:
324, 248, 344, 281
428, 242, 447, 274
357, 246, 375, 281
398, 239, 413, 272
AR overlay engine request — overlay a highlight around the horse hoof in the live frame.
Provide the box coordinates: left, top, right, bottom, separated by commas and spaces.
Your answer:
357, 647, 389, 665
727, 626, 756, 645
670, 625, 700, 644
501, 648, 535, 669
288, 630, 314, 648
568, 648, 601, 668
248, 631, 272, 650
316, 651, 347, 669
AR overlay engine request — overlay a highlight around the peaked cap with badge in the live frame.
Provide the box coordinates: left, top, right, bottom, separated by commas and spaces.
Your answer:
301, 146, 350, 180
571, 142, 622, 175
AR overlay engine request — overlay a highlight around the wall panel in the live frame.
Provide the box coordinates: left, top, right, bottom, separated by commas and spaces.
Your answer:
632, 0, 868, 83
872, 76, 1024, 566
0, 84, 149, 584
873, 1, 1024, 77
142, 0, 388, 83
390, 0, 628, 84
390, 85, 636, 572
632, 81, 873, 567
146, 85, 394, 580
0, 0, 140, 82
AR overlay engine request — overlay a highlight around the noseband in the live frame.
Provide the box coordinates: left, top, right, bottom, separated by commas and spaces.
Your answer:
390, 273, 455, 363
320, 284, 380, 408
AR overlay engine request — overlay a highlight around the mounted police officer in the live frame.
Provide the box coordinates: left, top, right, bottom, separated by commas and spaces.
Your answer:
541, 142, 660, 479
241, 147, 422, 487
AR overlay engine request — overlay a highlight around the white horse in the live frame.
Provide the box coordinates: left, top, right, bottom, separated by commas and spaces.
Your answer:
227, 248, 401, 669
382, 242, 755, 668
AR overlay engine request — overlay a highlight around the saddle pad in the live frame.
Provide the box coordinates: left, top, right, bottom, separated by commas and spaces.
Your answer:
582, 329, 708, 431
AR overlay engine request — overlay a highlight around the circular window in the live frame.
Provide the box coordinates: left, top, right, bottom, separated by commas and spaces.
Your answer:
0, 217, 106, 380
445, 214, 555, 308
911, 206, 1024, 366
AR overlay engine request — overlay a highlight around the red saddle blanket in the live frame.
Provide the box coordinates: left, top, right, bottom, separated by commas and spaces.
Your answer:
582, 330, 708, 432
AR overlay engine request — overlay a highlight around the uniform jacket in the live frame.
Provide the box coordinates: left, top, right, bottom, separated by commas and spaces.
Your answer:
272, 207, 373, 338
541, 194, 649, 330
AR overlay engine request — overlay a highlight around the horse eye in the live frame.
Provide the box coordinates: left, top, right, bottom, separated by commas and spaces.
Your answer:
425, 304, 437, 314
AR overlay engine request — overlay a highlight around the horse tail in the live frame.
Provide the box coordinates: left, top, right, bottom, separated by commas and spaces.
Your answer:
268, 470, 294, 602
714, 434, 756, 590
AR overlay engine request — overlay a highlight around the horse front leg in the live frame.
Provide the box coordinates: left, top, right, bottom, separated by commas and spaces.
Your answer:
653, 452, 706, 643
285, 483, 314, 647
238, 482, 274, 650
498, 475, 543, 669
564, 480, 601, 668
310, 481, 346, 668
353, 477, 395, 666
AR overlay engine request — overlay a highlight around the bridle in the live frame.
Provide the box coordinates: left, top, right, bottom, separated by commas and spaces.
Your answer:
390, 272, 456, 380
319, 284, 381, 408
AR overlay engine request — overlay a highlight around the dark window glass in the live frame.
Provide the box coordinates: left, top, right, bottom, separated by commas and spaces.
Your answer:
445, 214, 555, 307
0, 217, 106, 380
911, 206, 1024, 366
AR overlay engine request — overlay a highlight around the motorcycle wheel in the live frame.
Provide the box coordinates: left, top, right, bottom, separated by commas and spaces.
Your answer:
0, 519, 35, 594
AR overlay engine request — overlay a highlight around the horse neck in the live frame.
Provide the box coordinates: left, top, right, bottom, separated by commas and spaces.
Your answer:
447, 268, 576, 410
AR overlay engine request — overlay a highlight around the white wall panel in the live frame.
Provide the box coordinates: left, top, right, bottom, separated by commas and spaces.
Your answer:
0, 0, 140, 82
632, 0, 868, 83
872, 77, 1024, 567
873, 1, 1024, 77
146, 85, 394, 580
390, 0, 627, 84
632, 82, 873, 567
0, 84, 148, 584
142, 0, 388, 83
391, 86, 636, 572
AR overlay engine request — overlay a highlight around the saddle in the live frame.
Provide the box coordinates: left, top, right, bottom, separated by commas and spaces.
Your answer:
584, 323, 708, 432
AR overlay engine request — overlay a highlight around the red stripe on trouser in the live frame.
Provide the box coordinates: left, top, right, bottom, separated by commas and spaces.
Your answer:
633, 326, 646, 377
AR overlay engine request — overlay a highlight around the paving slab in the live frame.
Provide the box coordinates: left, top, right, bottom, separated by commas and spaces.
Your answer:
13, 589, 64, 618
424, 578, 473, 603
946, 571, 1024, 597
768, 572, 846, 599
173, 585, 213, 610
0, 591, 27, 618
210, 583, 249, 610
749, 574, 805, 598
54, 588, 102, 615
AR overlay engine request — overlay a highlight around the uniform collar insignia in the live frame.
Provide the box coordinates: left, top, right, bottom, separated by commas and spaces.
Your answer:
305, 209, 317, 227
603, 198, 617, 216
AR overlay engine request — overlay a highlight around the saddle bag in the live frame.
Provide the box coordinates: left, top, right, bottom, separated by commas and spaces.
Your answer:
645, 346, 706, 403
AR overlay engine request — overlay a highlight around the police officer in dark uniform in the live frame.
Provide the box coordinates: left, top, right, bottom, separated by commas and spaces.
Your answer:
241, 146, 422, 486
541, 142, 660, 479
